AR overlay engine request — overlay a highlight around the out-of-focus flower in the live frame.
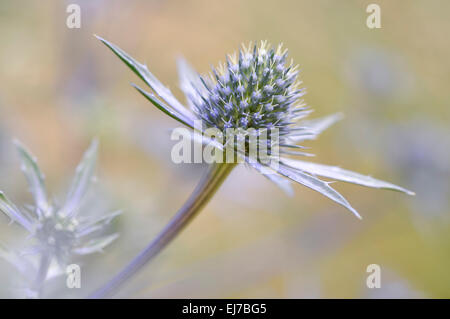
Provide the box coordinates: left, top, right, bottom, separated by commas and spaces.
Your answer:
0, 140, 120, 297
96, 37, 414, 218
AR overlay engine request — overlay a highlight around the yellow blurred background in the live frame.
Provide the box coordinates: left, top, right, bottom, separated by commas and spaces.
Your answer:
0, 0, 449, 298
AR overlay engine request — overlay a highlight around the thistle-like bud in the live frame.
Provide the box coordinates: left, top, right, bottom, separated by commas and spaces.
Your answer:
192, 42, 305, 137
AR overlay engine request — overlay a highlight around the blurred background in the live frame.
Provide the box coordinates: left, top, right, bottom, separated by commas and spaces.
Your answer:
0, 0, 449, 298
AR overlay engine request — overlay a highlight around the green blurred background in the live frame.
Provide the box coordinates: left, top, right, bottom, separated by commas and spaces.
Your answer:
0, 0, 449, 298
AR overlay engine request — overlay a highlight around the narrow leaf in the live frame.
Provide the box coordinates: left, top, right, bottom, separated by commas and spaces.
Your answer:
73, 234, 119, 255
263, 172, 294, 196
273, 163, 362, 219
280, 149, 315, 157
14, 140, 49, 215
245, 158, 294, 196
61, 140, 98, 218
0, 192, 33, 231
77, 210, 121, 238
303, 113, 344, 134
177, 57, 209, 109
132, 83, 194, 129
282, 158, 415, 195
290, 113, 343, 142
95, 35, 196, 122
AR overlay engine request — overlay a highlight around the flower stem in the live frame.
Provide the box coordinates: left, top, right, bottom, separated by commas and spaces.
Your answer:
89, 163, 235, 298
29, 252, 51, 298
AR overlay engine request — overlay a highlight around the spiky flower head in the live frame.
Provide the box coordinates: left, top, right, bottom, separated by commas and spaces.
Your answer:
97, 36, 414, 219
190, 42, 305, 136
0, 140, 120, 297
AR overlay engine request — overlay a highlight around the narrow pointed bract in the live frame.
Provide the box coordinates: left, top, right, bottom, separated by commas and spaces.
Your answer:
14, 140, 49, 216
95, 35, 196, 128
282, 158, 415, 195
0, 191, 33, 232
61, 139, 98, 218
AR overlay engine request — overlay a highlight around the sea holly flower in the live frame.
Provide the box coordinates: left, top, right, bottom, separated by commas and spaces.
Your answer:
96, 37, 413, 216
92, 37, 413, 298
0, 140, 120, 297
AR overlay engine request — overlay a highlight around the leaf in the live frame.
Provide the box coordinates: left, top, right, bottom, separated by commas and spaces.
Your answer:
263, 172, 294, 196
280, 149, 315, 157
282, 158, 415, 195
247, 160, 294, 196
76, 210, 122, 238
60, 140, 98, 218
73, 234, 119, 255
177, 57, 209, 110
95, 35, 196, 124
272, 163, 362, 219
188, 128, 226, 151
303, 113, 344, 134
14, 140, 49, 216
0, 191, 33, 231
290, 113, 343, 142
132, 83, 194, 129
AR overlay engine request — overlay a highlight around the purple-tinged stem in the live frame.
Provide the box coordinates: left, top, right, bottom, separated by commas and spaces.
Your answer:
89, 163, 235, 298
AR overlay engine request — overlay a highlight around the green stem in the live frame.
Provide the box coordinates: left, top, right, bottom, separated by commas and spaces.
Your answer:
89, 163, 235, 298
